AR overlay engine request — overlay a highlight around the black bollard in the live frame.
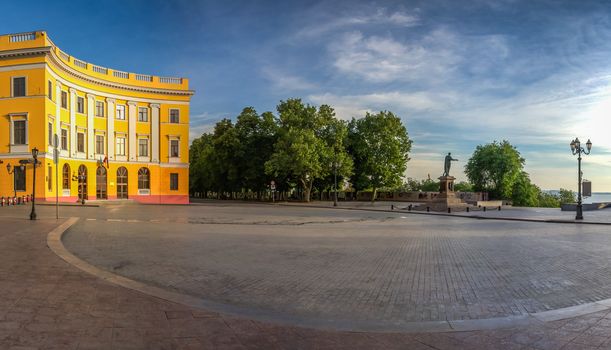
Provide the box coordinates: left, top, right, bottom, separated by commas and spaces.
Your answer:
391, 204, 394, 210
483, 207, 486, 212
466, 207, 470, 212
427, 206, 430, 212
448, 207, 451, 213
498, 206, 501, 211
408, 204, 412, 211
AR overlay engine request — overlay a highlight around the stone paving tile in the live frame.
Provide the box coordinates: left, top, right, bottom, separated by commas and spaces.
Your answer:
7, 207, 611, 349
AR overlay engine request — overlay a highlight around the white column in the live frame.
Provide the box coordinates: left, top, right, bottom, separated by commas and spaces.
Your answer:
127, 101, 137, 161
150, 103, 160, 163
106, 98, 115, 160
55, 82, 62, 145
86, 94, 95, 159
69, 88, 77, 156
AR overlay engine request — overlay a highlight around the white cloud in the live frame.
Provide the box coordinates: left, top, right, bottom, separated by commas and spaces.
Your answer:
295, 8, 419, 39
308, 90, 458, 120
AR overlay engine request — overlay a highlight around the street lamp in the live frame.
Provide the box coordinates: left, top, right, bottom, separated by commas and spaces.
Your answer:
6, 163, 25, 198
30, 147, 39, 220
570, 137, 592, 220
72, 171, 86, 205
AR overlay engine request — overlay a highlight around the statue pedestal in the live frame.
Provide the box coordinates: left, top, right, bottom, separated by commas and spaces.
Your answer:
414, 175, 472, 212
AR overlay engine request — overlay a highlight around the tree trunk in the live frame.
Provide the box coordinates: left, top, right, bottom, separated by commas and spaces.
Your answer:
371, 187, 377, 205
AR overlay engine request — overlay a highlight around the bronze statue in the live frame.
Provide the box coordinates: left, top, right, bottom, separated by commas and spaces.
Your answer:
443, 153, 458, 177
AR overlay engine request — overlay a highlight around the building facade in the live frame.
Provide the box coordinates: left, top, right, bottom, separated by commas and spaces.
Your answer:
0, 31, 193, 204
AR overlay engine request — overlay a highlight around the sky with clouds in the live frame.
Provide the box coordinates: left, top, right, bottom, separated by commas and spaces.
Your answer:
7, 0, 611, 190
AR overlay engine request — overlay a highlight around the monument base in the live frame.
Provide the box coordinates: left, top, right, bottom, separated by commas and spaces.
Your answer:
413, 175, 474, 212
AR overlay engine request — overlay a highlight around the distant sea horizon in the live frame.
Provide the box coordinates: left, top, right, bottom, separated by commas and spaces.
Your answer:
545, 190, 611, 204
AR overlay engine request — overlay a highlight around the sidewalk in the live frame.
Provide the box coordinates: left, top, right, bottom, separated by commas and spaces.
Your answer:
277, 200, 611, 224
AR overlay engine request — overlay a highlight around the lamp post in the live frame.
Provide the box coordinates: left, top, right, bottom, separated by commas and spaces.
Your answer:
570, 138, 592, 220
72, 171, 85, 205
30, 148, 39, 220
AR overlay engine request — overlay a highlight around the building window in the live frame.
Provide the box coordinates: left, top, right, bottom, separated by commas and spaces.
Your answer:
48, 165, 53, 191
12, 77, 25, 97
170, 139, 179, 157
61, 129, 68, 150
95, 135, 104, 154
48, 122, 53, 145
138, 138, 149, 157
169, 109, 179, 123
77, 132, 85, 153
48, 81, 52, 100
116, 137, 126, 156
170, 173, 178, 191
61, 91, 67, 109
116, 105, 126, 120
138, 167, 150, 190
14, 166, 25, 192
138, 107, 148, 122
62, 164, 70, 190
95, 101, 104, 117
13, 120, 26, 145
77, 96, 84, 114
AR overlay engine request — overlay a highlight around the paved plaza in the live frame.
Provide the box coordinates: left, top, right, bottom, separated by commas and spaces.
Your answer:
3, 202, 611, 348
62, 203, 611, 330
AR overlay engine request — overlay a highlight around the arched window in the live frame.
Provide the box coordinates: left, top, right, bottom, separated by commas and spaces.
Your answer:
62, 163, 71, 190
138, 167, 150, 190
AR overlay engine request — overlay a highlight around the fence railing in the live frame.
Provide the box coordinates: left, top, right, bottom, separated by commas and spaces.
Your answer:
73, 59, 87, 68
159, 77, 182, 84
92, 65, 108, 74
135, 74, 153, 82
113, 70, 129, 79
9, 32, 36, 42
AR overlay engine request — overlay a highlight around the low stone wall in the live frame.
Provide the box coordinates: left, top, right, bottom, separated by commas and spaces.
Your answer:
356, 191, 487, 203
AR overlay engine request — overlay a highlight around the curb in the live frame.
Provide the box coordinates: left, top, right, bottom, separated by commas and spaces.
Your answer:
46, 217, 611, 333
273, 203, 611, 225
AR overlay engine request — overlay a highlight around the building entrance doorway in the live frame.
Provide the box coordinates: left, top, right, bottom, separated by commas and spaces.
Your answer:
116, 167, 128, 199
78, 165, 88, 201
96, 166, 107, 199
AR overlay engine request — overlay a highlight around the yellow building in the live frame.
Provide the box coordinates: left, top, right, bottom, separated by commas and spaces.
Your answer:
0, 31, 193, 204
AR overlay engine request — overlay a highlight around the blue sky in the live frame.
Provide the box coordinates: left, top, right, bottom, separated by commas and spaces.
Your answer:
6, 0, 611, 190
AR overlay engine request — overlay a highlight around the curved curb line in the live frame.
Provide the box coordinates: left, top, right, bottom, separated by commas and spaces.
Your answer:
47, 217, 611, 334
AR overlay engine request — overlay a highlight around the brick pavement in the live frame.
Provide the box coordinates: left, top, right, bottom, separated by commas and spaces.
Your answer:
65, 211, 611, 329
3, 204, 611, 348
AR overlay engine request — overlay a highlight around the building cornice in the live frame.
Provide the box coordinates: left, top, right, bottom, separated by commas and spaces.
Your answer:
0, 46, 193, 97
46, 49, 195, 97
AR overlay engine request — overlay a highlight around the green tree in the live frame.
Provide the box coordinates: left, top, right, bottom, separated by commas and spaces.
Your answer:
234, 108, 278, 195
558, 188, 576, 204
465, 140, 524, 200
348, 111, 412, 203
189, 133, 214, 195
511, 172, 540, 207
454, 181, 474, 192
537, 191, 560, 208
265, 99, 346, 202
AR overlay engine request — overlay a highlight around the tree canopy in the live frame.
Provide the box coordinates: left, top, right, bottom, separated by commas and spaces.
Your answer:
189, 100, 409, 202
348, 111, 412, 202
464, 140, 524, 200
